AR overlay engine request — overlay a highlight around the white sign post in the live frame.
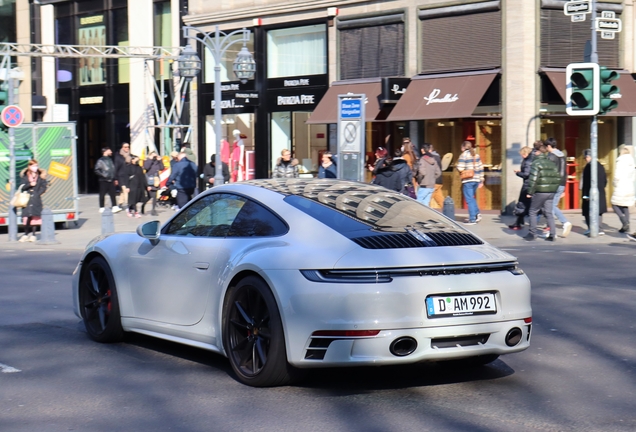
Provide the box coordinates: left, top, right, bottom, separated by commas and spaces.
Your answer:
564, 0, 591, 21
337, 94, 366, 182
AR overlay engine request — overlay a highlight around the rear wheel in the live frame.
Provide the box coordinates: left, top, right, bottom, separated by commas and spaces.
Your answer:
223, 276, 292, 387
79, 256, 124, 343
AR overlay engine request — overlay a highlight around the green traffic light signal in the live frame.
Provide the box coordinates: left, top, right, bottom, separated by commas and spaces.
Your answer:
566, 63, 599, 116
599, 67, 619, 115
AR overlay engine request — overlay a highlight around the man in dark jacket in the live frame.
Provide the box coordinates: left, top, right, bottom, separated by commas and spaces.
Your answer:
524, 144, 560, 241
545, 137, 572, 237
94, 147, 122, 213
113, 142, 131, 208
202, 154, 230, 189
168, 151, 198, 209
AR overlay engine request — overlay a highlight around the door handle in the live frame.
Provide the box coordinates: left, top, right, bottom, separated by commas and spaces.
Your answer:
193, 262, 210, 270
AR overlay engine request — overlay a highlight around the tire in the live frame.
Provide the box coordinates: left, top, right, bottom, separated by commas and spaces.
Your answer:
223, 276, 293, 387
79, 256, 124, 343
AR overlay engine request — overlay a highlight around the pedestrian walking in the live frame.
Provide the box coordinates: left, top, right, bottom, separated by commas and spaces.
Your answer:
611, 145, 634, 233
545, 138, 572, 237
94, 147, 122, 213
385, 148, 414, 194
126, 155, 147, 218
143, 151, 165, 216
368, 147, 389, 184
168, 151, 198, 210
203, 154, 230, 188
415, 146, 441, 206
401, 138, 418, 170
318, 152, 337, 179
18, 159, 47, 242
524, 143, 560, 241
114, 142, 131, 209
421, 143, 444, 208
581, 149, 608, 236
509, 146, 535, 230
456, 141, 484, 225
272, 149, 300, 179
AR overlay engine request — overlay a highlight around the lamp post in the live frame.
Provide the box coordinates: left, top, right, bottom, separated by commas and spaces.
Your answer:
182, 25, 256, 187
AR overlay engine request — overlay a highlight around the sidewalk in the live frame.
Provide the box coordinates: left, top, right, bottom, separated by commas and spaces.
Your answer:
0, 194, 633, 250
0, 194, 176, 250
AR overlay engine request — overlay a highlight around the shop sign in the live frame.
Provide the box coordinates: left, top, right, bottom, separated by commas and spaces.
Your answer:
267, 74, 329, 90
423, 88, 459, 105
210, 92, 259, 110
266, 86, 327, 112
381, 77, 410, 104
277, 94, 316, 106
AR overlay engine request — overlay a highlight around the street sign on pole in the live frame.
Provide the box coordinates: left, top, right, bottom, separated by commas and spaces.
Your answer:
601, 10, 615, 19
571, 13, 586, 22
337, 95, 365, 182
563, 0, 591, 16
595, 17, 621, 33
1, 105, 24, 128
601, 31, 615, 40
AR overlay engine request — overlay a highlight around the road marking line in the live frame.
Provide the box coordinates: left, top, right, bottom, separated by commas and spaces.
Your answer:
24, 249, 56, 252
561, 251, 590, 254
0, 363, 21, 373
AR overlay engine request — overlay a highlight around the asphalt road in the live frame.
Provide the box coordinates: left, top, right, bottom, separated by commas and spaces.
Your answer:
0, 242, 635, 432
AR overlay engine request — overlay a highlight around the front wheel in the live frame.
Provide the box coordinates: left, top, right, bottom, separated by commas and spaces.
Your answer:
223, 276, 293, 387
79, 256, 124, 343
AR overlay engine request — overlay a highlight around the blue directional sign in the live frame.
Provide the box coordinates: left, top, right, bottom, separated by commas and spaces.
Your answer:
340, 99, 362, 119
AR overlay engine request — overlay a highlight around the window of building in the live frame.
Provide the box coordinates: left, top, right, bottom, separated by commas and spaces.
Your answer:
419, 3, 501, 74
0, 0, 16, 43
338, 15, 404, 80
267, 24, 327, 78
203, 32, 255, 83
78, 14, 107, 86
114, 8, 129, 84
540, 5, 620, 68
154, 1, 171, 79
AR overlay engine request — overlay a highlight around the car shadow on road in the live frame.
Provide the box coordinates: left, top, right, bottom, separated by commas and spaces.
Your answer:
121, 331, 514, 390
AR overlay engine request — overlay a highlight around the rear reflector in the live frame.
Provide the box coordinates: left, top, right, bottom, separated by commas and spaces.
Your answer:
0, 218, 5, 224
311, 330, 380, 337
66, 213, 75, 220
524, 317, 532, 323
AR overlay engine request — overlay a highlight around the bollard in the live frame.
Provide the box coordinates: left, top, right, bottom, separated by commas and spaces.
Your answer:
39, 207, 59, 244
101, 207, 115, 235
442, 196, 455, 220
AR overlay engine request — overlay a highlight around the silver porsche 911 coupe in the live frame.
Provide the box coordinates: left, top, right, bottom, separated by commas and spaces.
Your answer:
72, 179, 531, 387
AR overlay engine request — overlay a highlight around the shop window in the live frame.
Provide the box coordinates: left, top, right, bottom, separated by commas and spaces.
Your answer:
203, 32, 255, 83
56, 15, 73, 89
339, 18, 404, 80
267, 24, 327, 78
78, 14, 107, 86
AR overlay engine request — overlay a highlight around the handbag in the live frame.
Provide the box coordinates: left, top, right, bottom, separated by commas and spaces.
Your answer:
459, 154, 477, 180
10, 185, 30, 208
402, 184, 416, 199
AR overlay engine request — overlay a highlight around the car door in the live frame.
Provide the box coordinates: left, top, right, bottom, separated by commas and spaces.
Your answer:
128, 193, 245, 325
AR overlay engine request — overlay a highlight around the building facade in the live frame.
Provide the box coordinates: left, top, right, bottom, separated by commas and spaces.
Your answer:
185, 0, 636, 212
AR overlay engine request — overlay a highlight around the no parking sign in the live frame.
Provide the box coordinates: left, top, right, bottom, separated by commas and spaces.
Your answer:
2, 105, 24, 128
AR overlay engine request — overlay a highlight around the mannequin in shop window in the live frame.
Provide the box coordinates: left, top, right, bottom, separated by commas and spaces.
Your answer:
230, 129, 246, 182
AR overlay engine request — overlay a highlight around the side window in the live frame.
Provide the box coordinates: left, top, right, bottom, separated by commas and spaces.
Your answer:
164, 194, 245, 237
228, 199, 288, 237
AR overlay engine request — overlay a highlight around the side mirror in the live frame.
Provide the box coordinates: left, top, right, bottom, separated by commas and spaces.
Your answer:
137, 220, 161, 243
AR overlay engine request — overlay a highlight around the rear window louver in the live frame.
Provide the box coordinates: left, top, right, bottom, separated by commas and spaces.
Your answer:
351, 232, 483, 249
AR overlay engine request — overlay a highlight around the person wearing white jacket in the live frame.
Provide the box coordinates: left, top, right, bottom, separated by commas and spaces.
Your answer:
611, 144, 635, 233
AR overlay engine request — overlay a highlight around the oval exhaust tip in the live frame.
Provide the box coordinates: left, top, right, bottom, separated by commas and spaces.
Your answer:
390, 337, 418, 357
505, 327, 523, 347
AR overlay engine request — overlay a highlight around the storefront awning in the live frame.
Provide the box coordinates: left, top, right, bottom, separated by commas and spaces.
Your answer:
386, 72, 498, 121
544, 70, 636, 116
306, 81, 382, 124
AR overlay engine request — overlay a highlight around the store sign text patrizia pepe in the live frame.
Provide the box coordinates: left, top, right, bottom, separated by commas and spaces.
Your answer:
424, 88, 459, 105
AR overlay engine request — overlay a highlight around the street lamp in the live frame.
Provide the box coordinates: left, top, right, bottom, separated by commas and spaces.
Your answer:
182, 25, 256, 188
177, 44, 201, 80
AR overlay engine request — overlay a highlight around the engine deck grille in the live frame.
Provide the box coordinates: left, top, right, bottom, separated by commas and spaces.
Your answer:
352, 232, 483, 249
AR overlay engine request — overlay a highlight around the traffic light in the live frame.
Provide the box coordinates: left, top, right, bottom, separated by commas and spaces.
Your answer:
566, 62, 599, 116
599, 67, 620, 115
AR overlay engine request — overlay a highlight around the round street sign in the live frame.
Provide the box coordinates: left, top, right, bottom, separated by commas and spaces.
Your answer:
2, 105, 25, 128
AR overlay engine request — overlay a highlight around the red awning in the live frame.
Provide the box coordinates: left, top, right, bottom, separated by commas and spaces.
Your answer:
386, 73, 498, 121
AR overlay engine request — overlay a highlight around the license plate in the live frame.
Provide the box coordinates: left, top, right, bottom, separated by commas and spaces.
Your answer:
426, 293, 497, 318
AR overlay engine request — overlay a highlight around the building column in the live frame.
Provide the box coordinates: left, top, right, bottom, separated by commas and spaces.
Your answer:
16, 0, 32, 121
501, 0, 538, 213
128, 0, 154, 156
41, 5, 56, 122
